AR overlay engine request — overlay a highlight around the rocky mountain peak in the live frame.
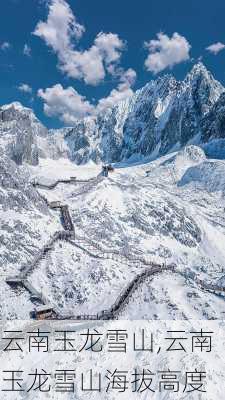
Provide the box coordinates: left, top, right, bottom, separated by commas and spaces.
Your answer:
1, 63, 225, 166
0, 102, 48, 166
187, 61, 211, 78
183, 62, 224, 110
0, 101, 38, 123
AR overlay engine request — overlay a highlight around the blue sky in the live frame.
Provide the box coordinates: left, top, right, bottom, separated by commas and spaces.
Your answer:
1, 0, 225, 128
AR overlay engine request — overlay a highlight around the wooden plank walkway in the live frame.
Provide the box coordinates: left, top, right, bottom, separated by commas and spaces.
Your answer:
32, 175, 103, 190
6, 172, 225, 320
6, 183, 76, 310
57, 265, 225, 320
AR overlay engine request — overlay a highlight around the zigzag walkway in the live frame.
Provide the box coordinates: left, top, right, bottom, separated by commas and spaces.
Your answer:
6, 204, 75, 308
59, 264, 176, 320
35, 175, 104, 204
33, 174, 103, 190
5, 174, 103, 312
6, 172, 225, 320
57, 265, 225, 320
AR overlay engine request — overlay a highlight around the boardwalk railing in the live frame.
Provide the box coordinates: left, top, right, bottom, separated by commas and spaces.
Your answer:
6, 193, 76, 307
32, 176, 101, 190
58, 264, 175, 320
6, 172, 225, 320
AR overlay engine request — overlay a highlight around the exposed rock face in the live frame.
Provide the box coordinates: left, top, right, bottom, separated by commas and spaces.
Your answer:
1, 62, 225, 166
201, 92, 225, 142
176, 145, 206, 164
0, 153, 48, 212
0, 102, 47, 166
179, 159, 225, 193
61, 62, 225, 164
0, 153, 52, 276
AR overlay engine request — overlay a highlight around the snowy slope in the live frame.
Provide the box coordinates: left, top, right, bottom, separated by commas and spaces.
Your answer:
1, 145, 224, 319
0, 154, 62, 318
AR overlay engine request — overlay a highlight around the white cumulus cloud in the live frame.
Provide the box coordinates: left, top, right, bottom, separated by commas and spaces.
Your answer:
206, 42, 225, 55
144, 32, 191, 74
94, 32, 125, 64
17, 83, 32, 94
96, 68, 136, 113
34, 0, 126, 85
35, 0, 136, 120
38, 68, 136, 123
34, 0, 85, 53
38, 84, 95, 123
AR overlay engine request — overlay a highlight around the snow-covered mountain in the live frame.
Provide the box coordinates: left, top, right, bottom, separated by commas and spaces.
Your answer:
1, 62, 225, 167
56, 62, 225, 164
2, 62, 225, 320
0, 102, 70, 165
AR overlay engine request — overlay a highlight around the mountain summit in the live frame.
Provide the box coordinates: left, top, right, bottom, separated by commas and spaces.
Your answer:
60, 62, 225, 164
1, 62, 225, 165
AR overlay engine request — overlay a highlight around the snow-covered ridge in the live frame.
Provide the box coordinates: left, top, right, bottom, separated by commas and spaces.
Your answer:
0, 101, 39, 123
1, 101, 30, 111
1, 62, 225, 167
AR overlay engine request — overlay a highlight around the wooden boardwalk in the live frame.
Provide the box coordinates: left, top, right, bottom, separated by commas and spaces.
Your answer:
57, 264, 225, 320
33, 176, 101, 190
6, 172, 225, 320
6, 186, 76, 308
